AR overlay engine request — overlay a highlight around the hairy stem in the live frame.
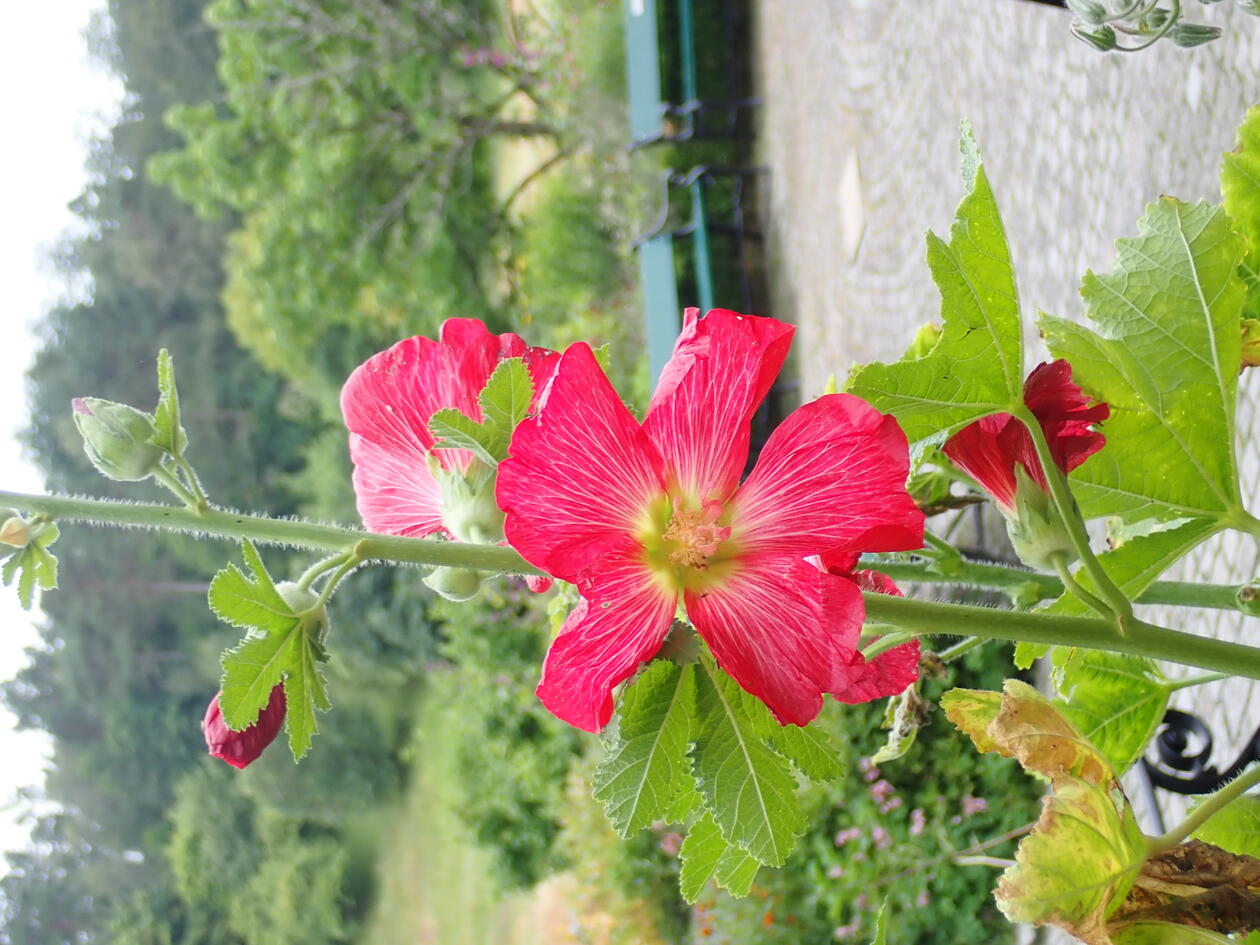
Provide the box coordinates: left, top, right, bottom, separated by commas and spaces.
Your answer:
1147, 763, 1260, 855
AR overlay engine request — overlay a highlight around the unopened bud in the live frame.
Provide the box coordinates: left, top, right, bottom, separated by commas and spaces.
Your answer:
0, 517, 31, 548
1005, 466, 1076, 571
72, 397, 164, 481
203, 684, 286, 769
423, 566, 483, 602
1171, 23, 1222, 47
1066, 0, 1108, 24
1071, 23, 1118, 51
439, 460, 506, 544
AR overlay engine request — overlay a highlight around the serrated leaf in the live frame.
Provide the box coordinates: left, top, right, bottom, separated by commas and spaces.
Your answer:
593, 661, 697, 836
947, 680, 1146, 943
1222, 104, 1260, 321
208, 539, 300, 635
690, 656, 805, 867
16, 558, 35, 610
848, 128, 1023, 443
767, 720, 846, 781
477, 357, 532, 447
870, 899, 889, 945
152, 348, 187, 456
281, 629, 330, 759
1042, 199, 1245, 527
997, 780, 1145, 941
1055, 652, 1169, 776
213, 541, 329, 758
1015, 518, 1219, 668
1, 523, 60, 611
220, 631, 289, 730
1190, 794, 1260, 858
428, 408, 499, 467
678, 812, 760, 902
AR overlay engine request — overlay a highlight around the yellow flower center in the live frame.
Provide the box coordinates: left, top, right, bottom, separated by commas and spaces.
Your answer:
642, 496, 736, 593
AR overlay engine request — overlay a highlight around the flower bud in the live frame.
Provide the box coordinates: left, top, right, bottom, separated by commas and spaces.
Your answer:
1004, 466, 1076, 571
423, 565, 483, 602
1171, 23, 1222, 47
1066, 0, 1108, 25
1071, 23, 1118, 51
0, 517, 32, 548
72, 397, 164, 481
203, 684, 286, 769
439, 460, 506, 544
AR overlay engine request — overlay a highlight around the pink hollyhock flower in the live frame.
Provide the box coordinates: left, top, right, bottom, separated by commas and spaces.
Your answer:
496, 309, 924, 731
941, 360, 1108, 517
341, 318, 559, 541
203, 684, 285, 769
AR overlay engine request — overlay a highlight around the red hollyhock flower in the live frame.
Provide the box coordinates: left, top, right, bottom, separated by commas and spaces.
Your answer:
496, 309, 924, 731
203, 684, 286, 769
941, 360, 1108, 516
341, 318, 559, 538
814, 550, 919, 704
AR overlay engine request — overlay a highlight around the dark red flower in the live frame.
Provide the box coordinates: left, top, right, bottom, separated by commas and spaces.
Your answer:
202, 684, 286, 769
941, 360, 1108, 515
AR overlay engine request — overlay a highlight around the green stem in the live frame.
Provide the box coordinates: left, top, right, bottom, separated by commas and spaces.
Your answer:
1116, 0, 1180, 50
1147, 763, 1260, 855
862, 631, 916, 661
864, 555, 1256, 614
861, 592, 1260, 681
937, 637, 986, 663
314, 555, 360, 607
0, 490, 544, 576
174, 455, 209, 509
297, 553, 351, 592
153, 466, 199, 510
1013, 406, 1134, 625
1165, 671, 1229, 692
1052, 552, 1110, 617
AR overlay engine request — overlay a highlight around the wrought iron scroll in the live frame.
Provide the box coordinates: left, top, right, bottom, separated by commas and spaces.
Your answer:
1143, 709, 1260, 795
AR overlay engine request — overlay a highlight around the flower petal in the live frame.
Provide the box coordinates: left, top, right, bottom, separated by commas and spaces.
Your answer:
1024, 360, 1109, 473
731, 393, 924, 558
642, 310, 794, 502
498, 343, 666, 582
833, 639, 921, 704
685, 554, 864, 726
348, 433, 446, 537
941, 413, 1022, 513
535, 548, 677, 732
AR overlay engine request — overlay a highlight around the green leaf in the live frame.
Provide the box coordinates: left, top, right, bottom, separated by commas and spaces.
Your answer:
945, 680, 1146, 942
152, 348, 187, 456
1054, 651, 1169, 776
213, 541, 329, 759
428, 409, 499, 467
766, 719, 846, 782
678, 812, 760, 903
1014, 517, 1219, 667
997, 779, 1146, 940
1190, 795, 1260, 858
1042, 199, 1245, 526
208, 539, 297, 635
1, 522, 60, 611
477, 357, 532, 448
870, 899, 889, 945
1222, 103, 1260, 320
690, 656, 806, 867
848, 127, 1023, 444
593, 661, 697, 836
1112, 922, 1235, 944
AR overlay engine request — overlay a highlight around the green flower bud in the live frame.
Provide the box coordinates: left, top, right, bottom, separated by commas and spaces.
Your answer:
1004, 466, 1076, 572
1171, 23, 1222, 47
438, 459, 506, 544
1071, 23, 1118, 51
423, 566, 483, 602
0, 517, 31, 549
72, 397, 164, 481
1066, 0, 1108, 25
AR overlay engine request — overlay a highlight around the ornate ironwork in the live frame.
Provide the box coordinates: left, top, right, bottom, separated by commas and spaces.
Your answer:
1143, 709, 1260, 795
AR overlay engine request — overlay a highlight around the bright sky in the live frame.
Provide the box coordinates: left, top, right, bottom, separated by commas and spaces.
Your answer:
0, 3, 125, 856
